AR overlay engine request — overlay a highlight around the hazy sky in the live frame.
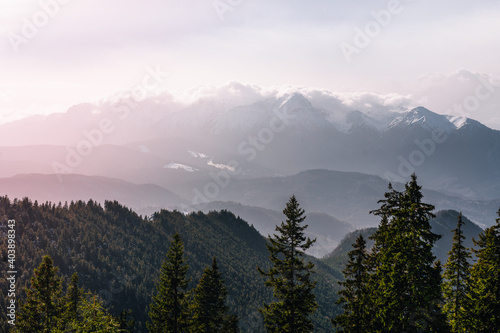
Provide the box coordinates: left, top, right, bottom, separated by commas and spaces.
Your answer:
1, 0, 499, 128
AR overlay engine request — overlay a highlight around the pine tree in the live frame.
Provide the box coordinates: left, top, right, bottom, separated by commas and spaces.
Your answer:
442, 212, 471, 332
258, 195, 318, 332
465, 208, 500, 332
60, 294, 122, 333
369, 174, 447, 332
148, 233, 191, 333
190, 257, 236, 332
222, 314, 240, 333
65, 272, 83, 321
119, 309, 136, 332
14, 255, 64, 333
332, 234, 372, 332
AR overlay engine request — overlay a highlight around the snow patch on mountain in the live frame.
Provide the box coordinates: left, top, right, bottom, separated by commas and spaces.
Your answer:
189, 150, 208, 158
447, 116, 468, 129
207, 160, 235, 172
164, 163, 198, 172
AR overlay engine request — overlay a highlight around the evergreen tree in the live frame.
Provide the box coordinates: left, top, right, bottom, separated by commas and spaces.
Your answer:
332, 234, 372, 332
465, 208, 500, 332
442, 212, 471, 332
148, 233, 191, 333
221, 314, 240, 333
190, 257, 236, 332
14, 255, 64, 333
65, 272, 83, 322
258, 195, 318, 332
59, 294, 122, 333
369, 174, 447, 332
119, 309, 136, 332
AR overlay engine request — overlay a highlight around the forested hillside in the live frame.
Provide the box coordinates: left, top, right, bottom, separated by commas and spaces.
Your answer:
0, 196, 340, 332
322, 209, 484, 271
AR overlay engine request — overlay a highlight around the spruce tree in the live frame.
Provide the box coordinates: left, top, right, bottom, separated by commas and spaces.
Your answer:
332, 234, 372, 332
258, 195, 318, 332
190, 257, 236, 332
60, 294, 122, 332
14, 255, 64, 333
65, 272, 83, 322
148, 233, 191, 333
369, 174, 447, 332
442, 212, 471, 332
465, 208, 500, 332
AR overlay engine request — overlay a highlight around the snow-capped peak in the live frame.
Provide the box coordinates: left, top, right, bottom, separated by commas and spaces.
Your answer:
278, 92, 313, 109
389, 107, 458, 132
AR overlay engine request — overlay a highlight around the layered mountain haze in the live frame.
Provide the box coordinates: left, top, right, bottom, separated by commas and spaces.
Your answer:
0, 173, 186, 216
1, 83, 500, 257
190, 200, 354, 258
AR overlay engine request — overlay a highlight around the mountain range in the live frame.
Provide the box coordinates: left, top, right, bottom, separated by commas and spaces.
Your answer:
1, 84, 500, 257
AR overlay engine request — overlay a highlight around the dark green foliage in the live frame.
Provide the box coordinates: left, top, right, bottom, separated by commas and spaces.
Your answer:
119, 309, 136, 332
465, 208, 500, 332
322, 210, 483, 273
148, 233, 190, 333
258, 195, 318, 332
222, 314, 240, 333
442, 212, 471, 332
190, 258, 236, 332
0, 197, 340, 332
13, 255, 64, 332
368, 174, 447, 332
12, 255, 121, 333
59, 271, 84, 330
332, 235, 371, 332
60, 294, 122, 332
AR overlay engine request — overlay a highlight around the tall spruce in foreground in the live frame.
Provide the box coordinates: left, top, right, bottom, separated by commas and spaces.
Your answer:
190, 257, 238, 332
332, 234, 372, 332
465, 208, 500, 332
148, 233, 191, 333
13, 255, 64, 332
258, 195, 318, 332
442, 212, 471, 332
369, 174, 447, 332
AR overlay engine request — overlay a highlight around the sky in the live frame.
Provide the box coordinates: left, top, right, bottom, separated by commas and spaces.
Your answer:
1, 0, 500, 128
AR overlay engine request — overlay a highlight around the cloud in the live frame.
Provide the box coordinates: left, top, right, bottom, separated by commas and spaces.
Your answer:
178, 81, 277, 107
414, 70, 500, 129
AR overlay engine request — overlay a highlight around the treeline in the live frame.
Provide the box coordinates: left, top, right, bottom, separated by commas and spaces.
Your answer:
2, 173, 499, 332
333, 174, 500, 332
